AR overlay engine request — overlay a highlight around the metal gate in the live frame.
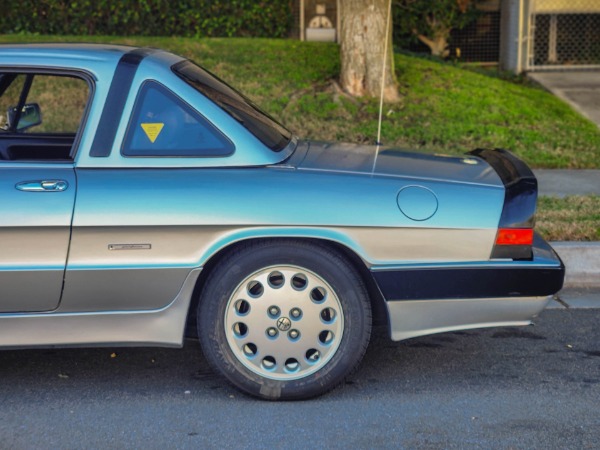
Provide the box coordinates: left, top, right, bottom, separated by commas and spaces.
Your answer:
528, 0, 600, 70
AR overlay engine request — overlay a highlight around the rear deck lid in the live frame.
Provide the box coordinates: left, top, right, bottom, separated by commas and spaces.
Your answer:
295, 141, 503, 188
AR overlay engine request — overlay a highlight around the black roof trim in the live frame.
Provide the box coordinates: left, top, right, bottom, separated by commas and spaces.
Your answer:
90, 48, 158, 157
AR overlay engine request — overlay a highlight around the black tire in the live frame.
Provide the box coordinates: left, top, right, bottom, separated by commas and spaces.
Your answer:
197, 239, 372, 400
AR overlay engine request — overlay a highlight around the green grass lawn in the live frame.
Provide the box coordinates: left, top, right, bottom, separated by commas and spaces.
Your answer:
2, 35, 600, 169
537, 196, 600, 241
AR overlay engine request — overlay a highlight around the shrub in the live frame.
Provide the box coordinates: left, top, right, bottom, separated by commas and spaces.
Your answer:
0, 0, 293, 38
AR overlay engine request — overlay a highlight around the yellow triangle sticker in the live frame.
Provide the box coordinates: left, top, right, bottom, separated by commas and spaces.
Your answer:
141, 123, 164, 143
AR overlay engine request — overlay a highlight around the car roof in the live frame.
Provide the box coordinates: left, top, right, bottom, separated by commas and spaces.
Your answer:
0, 43, 136, 60
0, 43, 296, 168
0, 43, 167, 73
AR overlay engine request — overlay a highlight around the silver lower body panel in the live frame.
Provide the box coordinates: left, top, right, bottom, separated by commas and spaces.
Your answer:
0, 269, 201, 349
386, 295, 552, 341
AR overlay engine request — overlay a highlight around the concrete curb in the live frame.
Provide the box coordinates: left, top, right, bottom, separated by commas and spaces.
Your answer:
545, 243, 600, 309
547, 288, 600, 309
550, 241, 600, 289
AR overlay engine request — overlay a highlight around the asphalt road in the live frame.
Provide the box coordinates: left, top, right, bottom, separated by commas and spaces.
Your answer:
1, 307, 599, 449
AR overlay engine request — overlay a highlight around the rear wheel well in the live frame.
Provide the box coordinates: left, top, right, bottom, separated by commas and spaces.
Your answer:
184, 237, 388, 338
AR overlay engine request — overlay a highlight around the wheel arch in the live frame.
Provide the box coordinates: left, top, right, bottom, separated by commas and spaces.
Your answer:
185, 235, 388, 338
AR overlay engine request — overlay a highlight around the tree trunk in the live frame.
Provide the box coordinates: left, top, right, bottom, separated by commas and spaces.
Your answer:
339, 0, 399, 102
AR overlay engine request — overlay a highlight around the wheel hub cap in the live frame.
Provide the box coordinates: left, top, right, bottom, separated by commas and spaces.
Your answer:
224, 265, 344, 381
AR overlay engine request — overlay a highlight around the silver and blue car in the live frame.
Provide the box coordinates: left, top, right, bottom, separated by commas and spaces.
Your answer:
0, 44, 564, 399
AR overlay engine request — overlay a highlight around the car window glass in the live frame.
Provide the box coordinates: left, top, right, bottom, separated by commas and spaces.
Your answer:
173, 60, 292, 152
0, 74, 25, 129
27, 76, 89, 134
122, 81, 234, 157
0, 73, 90, 162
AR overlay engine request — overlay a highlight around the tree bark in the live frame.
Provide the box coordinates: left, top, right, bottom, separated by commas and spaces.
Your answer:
339, 0, 399, 102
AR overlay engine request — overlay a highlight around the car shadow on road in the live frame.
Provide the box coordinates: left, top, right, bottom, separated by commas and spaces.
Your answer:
0, 310, 597, 402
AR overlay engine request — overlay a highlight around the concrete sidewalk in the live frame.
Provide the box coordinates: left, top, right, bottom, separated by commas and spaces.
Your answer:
528, 71, 600, 128
535, 169, 600, 197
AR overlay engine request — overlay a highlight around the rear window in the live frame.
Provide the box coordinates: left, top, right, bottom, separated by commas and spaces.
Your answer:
172, 60, 292, 152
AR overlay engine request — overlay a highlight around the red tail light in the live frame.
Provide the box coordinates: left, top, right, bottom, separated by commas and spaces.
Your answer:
495, 228, 534, 246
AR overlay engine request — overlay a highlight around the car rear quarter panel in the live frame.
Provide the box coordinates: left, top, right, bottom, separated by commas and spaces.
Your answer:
60, 166, 504, 312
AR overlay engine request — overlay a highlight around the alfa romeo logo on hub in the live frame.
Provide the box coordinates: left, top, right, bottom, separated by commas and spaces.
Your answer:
277, 317, 292, 331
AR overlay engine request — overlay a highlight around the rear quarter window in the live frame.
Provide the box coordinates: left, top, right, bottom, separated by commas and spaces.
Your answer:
172, 60, 291, 152
122, 81, 234, 158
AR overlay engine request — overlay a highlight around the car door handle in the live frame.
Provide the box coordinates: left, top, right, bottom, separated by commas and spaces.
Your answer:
15, 180, 69, 192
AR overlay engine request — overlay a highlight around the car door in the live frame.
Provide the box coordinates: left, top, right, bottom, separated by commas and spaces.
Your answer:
0, 166, 76, 312
0, 72, 89, 312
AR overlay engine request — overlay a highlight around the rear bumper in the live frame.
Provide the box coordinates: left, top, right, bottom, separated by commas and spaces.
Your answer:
370, 234, 565, 341
384, 295, 552, 341
371, 233, 564, 302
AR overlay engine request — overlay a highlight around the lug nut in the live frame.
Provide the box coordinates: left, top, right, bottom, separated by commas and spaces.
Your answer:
268, 306, 280, 317
289, 329, 300, 340
267, 327, 278, 337
290, 308, 302, 319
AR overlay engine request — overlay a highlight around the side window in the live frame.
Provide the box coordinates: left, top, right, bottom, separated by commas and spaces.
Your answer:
122, 81, 234, 157
0, 72, 90, 161
0, 74, 26, 130
27, 76, 89, 134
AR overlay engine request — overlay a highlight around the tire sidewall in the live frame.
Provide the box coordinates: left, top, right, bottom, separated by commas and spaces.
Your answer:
198, 241, 371, 400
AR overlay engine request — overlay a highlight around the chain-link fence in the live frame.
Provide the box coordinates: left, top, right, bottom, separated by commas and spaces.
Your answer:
398, 9, 501, 63
290, 0, 600, 72
449, 10, 501, 63
529, 0, 600, 69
